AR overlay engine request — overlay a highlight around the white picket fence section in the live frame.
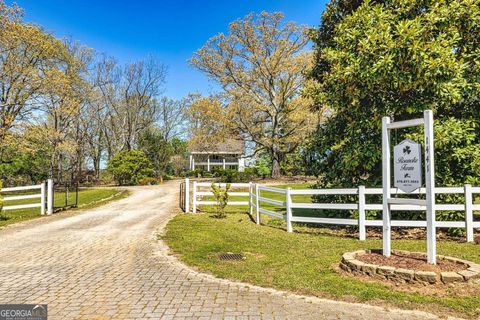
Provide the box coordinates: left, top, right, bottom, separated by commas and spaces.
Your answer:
252, 184, 480, 242
192, 180, 253, 213
1, 179, 54, 215
187, 179, 480, 242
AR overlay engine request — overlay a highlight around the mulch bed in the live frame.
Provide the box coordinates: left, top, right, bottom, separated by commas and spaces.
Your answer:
356, 252, 468, 273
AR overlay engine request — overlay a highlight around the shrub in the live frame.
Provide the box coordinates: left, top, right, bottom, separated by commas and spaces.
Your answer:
213, 168, 256, 183
211, 182, 230, 218
107, 150, 155, 186
185, 169, 203, 178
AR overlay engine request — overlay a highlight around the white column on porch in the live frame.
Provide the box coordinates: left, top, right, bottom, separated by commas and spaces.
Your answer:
223, 158, 226, 169
189, 154, 193, 170
207, 156, 210, 172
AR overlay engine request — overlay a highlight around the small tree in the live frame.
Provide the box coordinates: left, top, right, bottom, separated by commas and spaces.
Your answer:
211, 182, 230, 218
107, 150, 154, 185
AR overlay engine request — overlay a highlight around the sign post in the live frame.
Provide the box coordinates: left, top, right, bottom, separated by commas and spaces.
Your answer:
382, 110, 436, 264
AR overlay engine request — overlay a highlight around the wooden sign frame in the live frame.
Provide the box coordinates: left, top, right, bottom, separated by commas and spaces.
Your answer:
382, 110, 436, 264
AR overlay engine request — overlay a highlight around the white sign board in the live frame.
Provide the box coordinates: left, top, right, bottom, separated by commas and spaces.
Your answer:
393, 139, 422, 193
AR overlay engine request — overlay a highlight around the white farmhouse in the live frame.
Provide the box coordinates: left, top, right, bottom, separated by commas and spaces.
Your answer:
188, 139, 245, 172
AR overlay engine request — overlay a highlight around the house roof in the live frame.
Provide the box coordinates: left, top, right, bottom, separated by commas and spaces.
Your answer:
189, 138, 245, 155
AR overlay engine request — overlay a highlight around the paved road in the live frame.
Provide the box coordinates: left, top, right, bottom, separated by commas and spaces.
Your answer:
0, 183, 442, 319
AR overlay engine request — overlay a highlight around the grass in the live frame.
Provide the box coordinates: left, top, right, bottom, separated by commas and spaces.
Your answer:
165, 183, 480, 318
164, 213, 480, 318
0, 187, 129, 228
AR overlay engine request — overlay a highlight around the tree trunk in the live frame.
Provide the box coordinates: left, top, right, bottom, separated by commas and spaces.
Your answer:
271, 152, 282, 178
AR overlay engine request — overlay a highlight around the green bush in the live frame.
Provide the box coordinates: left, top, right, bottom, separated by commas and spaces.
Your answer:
211, 182, 230, 218
185, 169, 203, 178
213, 168, 256, 183
107, 150, 155, 186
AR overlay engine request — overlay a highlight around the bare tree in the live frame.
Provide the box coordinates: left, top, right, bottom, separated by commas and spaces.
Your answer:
94, 55, 167, 157
156, 93, 198, 141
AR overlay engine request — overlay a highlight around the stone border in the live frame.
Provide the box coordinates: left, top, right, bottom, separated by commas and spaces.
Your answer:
339, 250, 480, 285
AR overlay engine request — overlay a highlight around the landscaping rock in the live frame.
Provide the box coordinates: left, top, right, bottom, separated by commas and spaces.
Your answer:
361, 264, 378, 275
395, 268, 414, 281
342, 253, 354, 264
377, 266, 396, 276
339, 262, 350, 272
458, 269, 479, 281
348, 260, 365, 271
441, 272, 463, 283
467, 264, 480, 273
340, 250, 476, 286
415, 271, 437, 284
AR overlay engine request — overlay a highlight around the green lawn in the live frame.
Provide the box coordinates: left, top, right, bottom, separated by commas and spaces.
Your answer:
164, 212, 480, 318
167, 182, 480, 318
200, 183, 318, 216
0, 188, 129, 228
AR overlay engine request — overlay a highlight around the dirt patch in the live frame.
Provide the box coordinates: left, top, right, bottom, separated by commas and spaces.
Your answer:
356, 252, 467, 273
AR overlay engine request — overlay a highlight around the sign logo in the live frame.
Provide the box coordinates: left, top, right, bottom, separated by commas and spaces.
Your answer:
393, 139, 422, 193
0, 304, 47, 320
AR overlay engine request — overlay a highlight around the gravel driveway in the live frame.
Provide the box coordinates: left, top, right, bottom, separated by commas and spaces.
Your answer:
0, 182, 443, 319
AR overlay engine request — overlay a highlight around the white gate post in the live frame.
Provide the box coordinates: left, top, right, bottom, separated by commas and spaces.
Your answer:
286, 187, 293, 233
192, 180, 197, 213
424, 110, 436, 264
47, 179, 53, 215
185, 178, 190, 213
358, 185, 366, 241
249, 182, 253, 217
255, 184, 260, 225
382, 116, 392, 257
40, 182, 46, 215
465, 184, 473, 242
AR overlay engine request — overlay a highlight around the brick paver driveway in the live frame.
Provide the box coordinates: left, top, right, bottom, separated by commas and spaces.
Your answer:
0, 182, 442, 319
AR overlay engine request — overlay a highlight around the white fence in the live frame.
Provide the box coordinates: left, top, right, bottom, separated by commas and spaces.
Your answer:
187, 179, 480, 242
1, 179, 53, 215
191, 180, 253, 213
252, 185, 480, 242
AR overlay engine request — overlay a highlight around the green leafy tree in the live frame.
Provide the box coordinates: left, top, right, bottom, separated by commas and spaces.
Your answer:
168, 137, 189, 176
211, 182, 231, 218
308, 0, 480, 188
107, 150, 154, 185
138, 129, 173, 178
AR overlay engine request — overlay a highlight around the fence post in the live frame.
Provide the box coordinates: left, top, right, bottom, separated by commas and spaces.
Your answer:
358, 185, 366, 241
465, 184, 473, 242
382, 116, 392, 257
255, 184, 260, 225
192, 180, 197, 213
47, 179, 53, 215
286, 187, 293, 233
185, 178, 190, 213
249, 182, 253, 217
40, 182, 46, 215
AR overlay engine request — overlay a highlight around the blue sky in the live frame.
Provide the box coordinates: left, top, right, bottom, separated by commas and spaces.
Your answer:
12, 0, 327, 99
